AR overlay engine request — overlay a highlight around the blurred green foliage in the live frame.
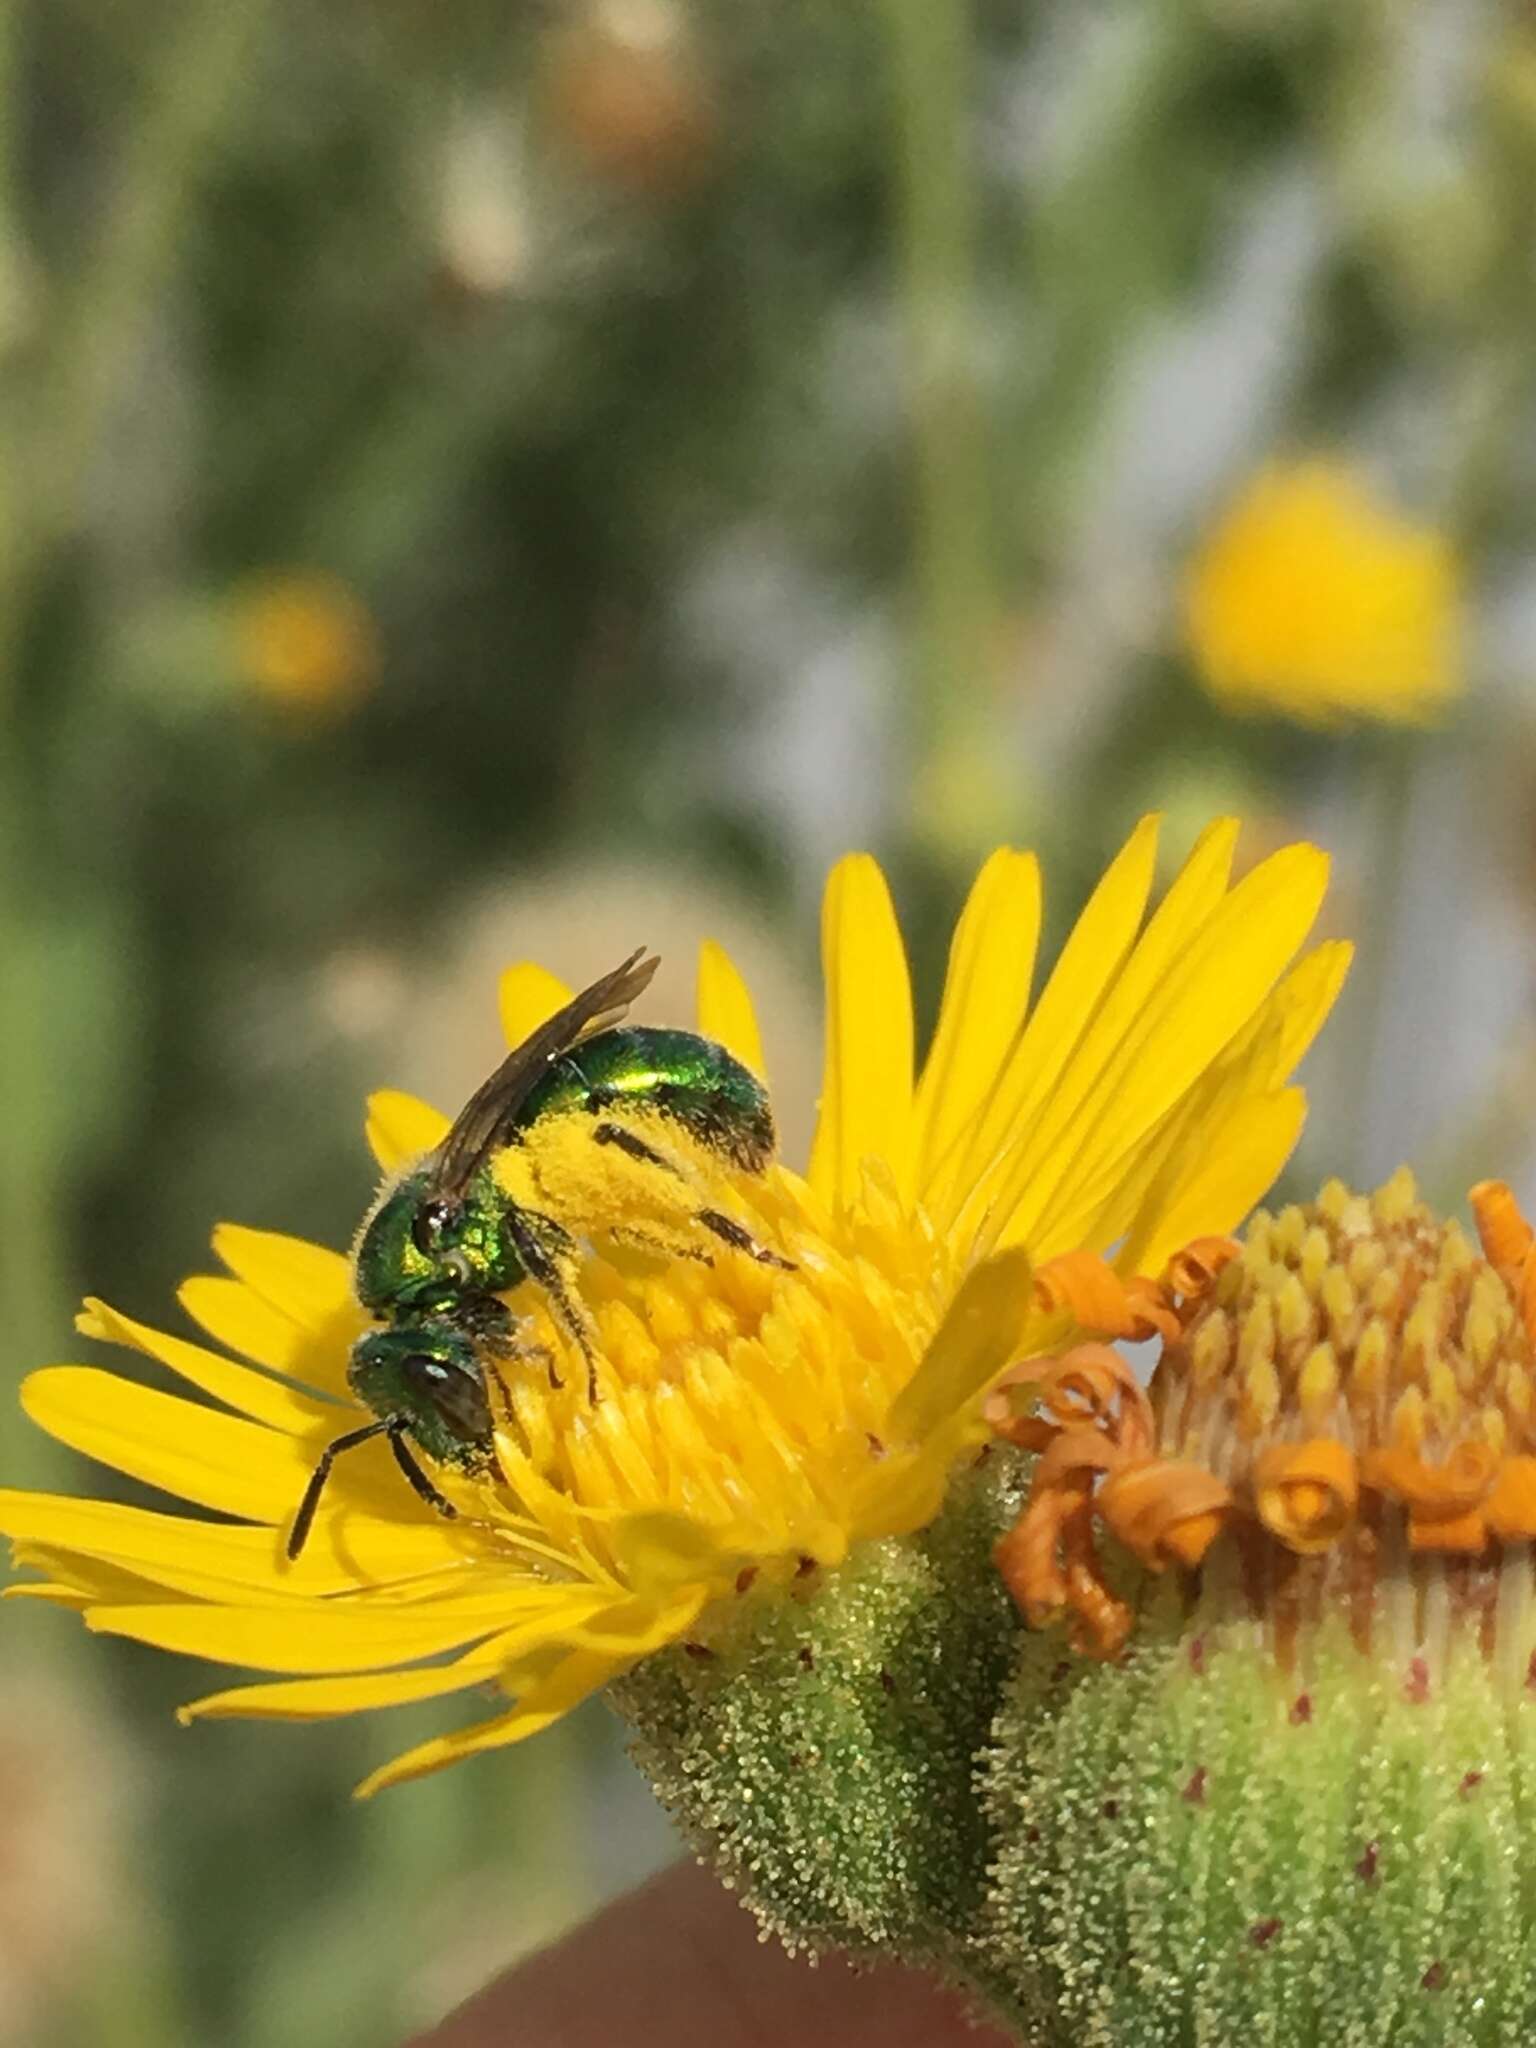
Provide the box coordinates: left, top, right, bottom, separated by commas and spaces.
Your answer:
5, 1, 1536, 2042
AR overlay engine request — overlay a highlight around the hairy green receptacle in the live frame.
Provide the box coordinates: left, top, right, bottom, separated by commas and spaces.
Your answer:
613, 1451, 1027, 1998
983, 1581, 1536, 2047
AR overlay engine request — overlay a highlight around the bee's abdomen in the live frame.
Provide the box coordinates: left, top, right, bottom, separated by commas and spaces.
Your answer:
525, 1027, 775, 1172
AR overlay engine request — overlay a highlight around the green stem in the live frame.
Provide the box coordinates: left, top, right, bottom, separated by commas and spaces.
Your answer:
881, 0, 995, 776
0, 0, 269, 1480
14, 0, 269, 599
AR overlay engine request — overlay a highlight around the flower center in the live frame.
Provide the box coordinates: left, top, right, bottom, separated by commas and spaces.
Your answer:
486, 1162, 954, 1571
997, 1170, 1536, 1669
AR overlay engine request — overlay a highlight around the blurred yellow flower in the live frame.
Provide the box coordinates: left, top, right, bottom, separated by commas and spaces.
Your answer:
0, 821, 1348, 1793
233, 570, 377, 714
1183, 460, 1462, 726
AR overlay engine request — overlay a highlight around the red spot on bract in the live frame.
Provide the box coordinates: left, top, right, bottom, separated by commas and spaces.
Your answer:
797, 1646, 814, 1672
1459, 1770, 1484, 1800
1355, 1840, 1380, 1885
1024, 1824, 1041, 1844
1248, 1918, 1283, 1950
735, 1566, 758, 1595
1189, 1637, 1206, 1675
795, 1555, 817, 1578
866, 1433, 886, 1458
1102, 1798, 1120, 1820
1404, 1656, 1430, 1704
684, 1641, 714, 1661
1289, 1693, 1313, 1725
879, 1669, 896, 1696
1422, 1962, 1446, 1992
1182, 1767, 1208, 1806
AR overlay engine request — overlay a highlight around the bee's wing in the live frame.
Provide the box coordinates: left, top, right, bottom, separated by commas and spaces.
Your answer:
428, 947, 659, 1198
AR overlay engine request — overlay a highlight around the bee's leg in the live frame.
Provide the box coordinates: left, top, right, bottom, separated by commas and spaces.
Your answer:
695, 1208, 795, 1269
591, 1122, 682, 1174
469, 1297, 563, 1394
287, 1419, 390, 1561
607, 1222, 713, 1264
459, 1293, 514, 1345
508, 1207, 599, 1402
387, 1422, 459, 1521
527, 1344, 562, 1392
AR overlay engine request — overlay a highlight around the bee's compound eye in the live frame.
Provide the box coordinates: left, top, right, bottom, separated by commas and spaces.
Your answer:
400, 1351, 492, 1441
401, 1354, 450, 1385
412, 1198, 459, 1256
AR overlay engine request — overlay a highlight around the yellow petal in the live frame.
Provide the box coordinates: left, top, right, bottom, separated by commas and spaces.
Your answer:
176, 1274, 361, 1399
1130, 1089, 1307, 1276
354, 1647, 614, 1797
914, 848, 1041, 1214
0, 1490, 468, 1602
179, 1634, 522, 1722
609, 1508, 740, 1594
87, 1583, 601, 1674
365, 1090, 449, 1174
1055, 928, 1346, 1274
23, 1367, 323, 1520
1056, 937, 1342, 1282
1253, 939, 1353, 1086
949, 816, 1161, 1211
695, 940, 766, 1079
77, 1296, 336, 1437
555, 1589, 706, 1655
9, 1548, 180, 1608
806, 855, 914, 1210
498, 962, 572, 1048
213, 1226, 353, 1334
4, 1582, 93, 1610
886, 1245, 1033, 1445
981, 837, 1329, 1256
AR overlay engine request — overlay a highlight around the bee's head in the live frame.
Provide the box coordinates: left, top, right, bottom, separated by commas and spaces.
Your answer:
346, 1322, 492, 1466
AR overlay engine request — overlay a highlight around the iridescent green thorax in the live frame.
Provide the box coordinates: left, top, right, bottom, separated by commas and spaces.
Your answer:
516, 1027, 774, 1170
353, 1165, 524, 1317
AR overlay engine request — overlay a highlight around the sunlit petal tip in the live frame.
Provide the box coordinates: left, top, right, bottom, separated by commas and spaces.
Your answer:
365, 1089, 450, 1173
808, 852, 915, 1209
497, 961, 573, 1048
695, 939, 767, 1078
74, 1298, 109, 1341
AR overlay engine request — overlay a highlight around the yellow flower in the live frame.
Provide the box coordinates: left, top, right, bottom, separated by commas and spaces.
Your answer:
233, 570, 377, 714
0, 820, 1347, 1794
1183, 460, 1462, 726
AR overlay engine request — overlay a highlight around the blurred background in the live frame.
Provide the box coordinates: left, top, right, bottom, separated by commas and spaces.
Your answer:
4, 1, 1536, 2040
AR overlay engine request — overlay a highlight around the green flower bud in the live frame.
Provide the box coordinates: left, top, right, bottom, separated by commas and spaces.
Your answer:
982, 1172, 1536, 2045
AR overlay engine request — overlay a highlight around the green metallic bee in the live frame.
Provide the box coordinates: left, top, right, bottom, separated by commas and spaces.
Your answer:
287, 950, 788, 1559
